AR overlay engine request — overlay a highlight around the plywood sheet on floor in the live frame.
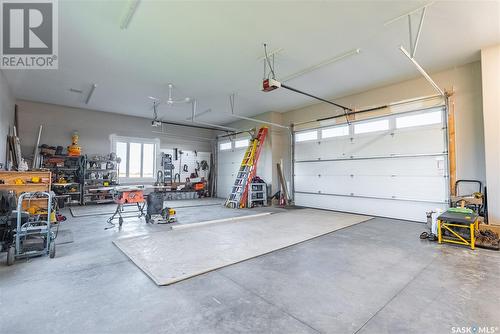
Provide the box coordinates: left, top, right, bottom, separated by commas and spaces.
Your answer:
113, 209, 372, 285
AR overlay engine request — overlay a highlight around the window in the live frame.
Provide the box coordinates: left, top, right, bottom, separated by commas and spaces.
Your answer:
354, 119, 389, 134
396, 110, 442, 129
142, 143, 155, 178
295, 130, 318, 142
219, 142, 232, 150
116, 142, 127, 178
110, 135, 159, 180
234, 139, 249, 148
322, 125, 349, 138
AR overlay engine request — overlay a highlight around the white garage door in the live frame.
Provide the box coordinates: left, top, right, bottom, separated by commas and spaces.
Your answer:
294, 106, 449, 222
216, 138, 251, 199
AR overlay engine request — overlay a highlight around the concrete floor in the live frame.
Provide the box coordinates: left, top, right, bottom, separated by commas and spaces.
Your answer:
1, 205, 499, 334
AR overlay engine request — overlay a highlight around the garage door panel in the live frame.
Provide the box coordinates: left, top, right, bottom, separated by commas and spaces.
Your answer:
344, 133, 395, 157
315, 138, 353, 159
392, 127, 446, 154
296, 131, 446, 162
295, 156, 446, 177
217, 149, 245, 198
295, 174, 446, 202
294, 193, 447, 223
294, 141, 323, 160
218, 164, 237, 177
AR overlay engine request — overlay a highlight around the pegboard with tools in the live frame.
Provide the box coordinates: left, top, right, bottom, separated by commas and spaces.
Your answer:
160, 149, 211, 183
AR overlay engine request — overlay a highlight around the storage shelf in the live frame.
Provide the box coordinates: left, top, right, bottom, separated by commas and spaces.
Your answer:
83, 155, 119, 205
0, 183, 50, 187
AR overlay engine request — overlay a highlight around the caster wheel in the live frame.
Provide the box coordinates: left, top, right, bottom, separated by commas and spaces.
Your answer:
6, 246, 15, 266
49, 242, 56, 258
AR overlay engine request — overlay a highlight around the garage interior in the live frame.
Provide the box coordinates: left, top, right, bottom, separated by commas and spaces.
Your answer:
1, 1, 500, 333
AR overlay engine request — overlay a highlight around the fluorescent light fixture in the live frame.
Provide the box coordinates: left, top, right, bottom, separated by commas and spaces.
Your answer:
226, 114, 289, 129
281, 48, 361, 82
192, 120, 239, 132
121, 0, 141, 30
85, 83, 97, 104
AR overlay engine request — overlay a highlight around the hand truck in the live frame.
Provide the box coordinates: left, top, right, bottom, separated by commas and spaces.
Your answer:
7, 191, 55, 265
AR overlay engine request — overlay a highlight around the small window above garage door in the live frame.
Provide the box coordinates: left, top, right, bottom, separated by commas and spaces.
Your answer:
354, 119, 390, 134
234, 138, 250, 149
321, 125, 349, 138
219, 142, 232, 150
396, 109, 442, 129
295, 130, 318, 142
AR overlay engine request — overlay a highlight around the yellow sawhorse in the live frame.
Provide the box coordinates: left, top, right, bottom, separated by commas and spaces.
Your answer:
437, 211, 479, 250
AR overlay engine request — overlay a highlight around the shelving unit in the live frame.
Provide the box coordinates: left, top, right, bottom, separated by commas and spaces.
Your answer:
248, 182, 267, 207
0, 171, 52, 210
82, 156, 119, 205
40, 155, 83, 206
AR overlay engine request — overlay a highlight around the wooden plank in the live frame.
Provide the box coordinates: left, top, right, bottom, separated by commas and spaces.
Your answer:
447, 94, 457, 196
0, 171, 51, 185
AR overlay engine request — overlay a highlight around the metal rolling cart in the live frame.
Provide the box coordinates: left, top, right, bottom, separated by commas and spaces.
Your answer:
8, 191, 55, 265
248, 182, 267, 207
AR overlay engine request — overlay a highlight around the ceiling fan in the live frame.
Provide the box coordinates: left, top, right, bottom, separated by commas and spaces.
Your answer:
148, 83, 191, 106
148, 83, 192, 127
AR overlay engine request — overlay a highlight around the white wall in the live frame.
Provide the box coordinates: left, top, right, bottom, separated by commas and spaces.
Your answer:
16, 100, 216, 158
0, 70, 15, 168
481, 45, 500, 225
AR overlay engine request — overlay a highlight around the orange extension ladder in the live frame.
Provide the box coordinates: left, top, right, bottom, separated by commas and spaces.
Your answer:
225, 127, 268, 208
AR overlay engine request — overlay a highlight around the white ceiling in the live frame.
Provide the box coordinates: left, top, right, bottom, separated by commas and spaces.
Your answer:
3, 0, 500, 125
